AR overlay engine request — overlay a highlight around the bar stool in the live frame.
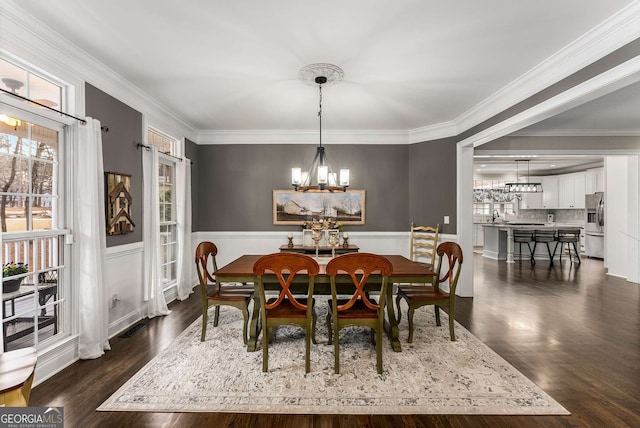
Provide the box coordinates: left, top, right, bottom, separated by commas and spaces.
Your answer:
556, 229, 581, 264
513, 229, 535, 265
533, 229, 557, 265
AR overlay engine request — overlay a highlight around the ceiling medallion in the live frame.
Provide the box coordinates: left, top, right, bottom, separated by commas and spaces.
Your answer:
298, 63, 344, 87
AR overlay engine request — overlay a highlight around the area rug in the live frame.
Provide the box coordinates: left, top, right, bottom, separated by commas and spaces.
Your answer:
98, 301, 569, 415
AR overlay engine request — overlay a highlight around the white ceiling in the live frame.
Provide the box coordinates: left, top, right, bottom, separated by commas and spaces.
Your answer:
9, 0, 638, 135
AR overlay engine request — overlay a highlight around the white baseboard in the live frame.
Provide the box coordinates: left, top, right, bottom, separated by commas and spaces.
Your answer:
33, 335, 79, 387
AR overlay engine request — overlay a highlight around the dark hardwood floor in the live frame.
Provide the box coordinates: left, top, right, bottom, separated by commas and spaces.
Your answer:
30, 255, 639, 427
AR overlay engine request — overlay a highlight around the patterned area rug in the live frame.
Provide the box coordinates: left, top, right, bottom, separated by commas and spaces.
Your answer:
98, 301, 569, 415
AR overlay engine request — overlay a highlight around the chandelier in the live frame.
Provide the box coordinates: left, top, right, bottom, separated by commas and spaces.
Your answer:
504, 160, 543, 193
291, 63, 349, 192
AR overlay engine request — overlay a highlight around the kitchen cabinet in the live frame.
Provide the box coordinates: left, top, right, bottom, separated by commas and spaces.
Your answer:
519, 192, 543, 209
542, 176, 559, 209
558, 172, 585, 209
585, 167, 604, 194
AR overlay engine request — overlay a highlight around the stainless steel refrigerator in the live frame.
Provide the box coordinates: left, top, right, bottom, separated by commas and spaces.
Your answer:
585, 192, 604, 258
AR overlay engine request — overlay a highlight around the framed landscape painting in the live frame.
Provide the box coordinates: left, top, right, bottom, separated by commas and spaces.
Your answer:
273, 190, 365, 225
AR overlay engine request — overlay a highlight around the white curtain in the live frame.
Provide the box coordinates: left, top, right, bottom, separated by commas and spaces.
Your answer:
73, 118, 111, 359
175, 158, 193, 300
142, 146, 171, 317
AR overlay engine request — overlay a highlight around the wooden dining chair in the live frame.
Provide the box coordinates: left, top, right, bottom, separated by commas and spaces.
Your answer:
326, 253, 393, 374
395, 242, 463, 342
195, 241, 254, 343
253, 253, 320, 373
410, 223, 440, 269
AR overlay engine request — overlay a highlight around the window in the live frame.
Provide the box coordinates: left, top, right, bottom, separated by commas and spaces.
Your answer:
0, 120, 58, 232
1, 57, 69, 352
148, 129, 179, 288
0, 58, 63, 114
1, 113, 67, 352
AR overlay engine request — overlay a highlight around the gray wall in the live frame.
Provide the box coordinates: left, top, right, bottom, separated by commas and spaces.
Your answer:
408, 138, 458, 235
84, 85, 461, 238
194, 144, 412, 231
85, 83, 143, 247
185, 138, 199, 232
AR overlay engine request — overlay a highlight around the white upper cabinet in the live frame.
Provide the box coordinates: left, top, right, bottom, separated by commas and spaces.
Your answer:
585, 167, 604, 194
519, 192, 543, 209
542, 176, 559, 209
558, 172, 586, 209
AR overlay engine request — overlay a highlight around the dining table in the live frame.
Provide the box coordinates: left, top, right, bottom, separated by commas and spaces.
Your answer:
213, 254, 435, 352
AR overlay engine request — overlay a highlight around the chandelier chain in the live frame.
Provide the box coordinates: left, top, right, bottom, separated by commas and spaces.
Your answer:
318, 84, 323, 147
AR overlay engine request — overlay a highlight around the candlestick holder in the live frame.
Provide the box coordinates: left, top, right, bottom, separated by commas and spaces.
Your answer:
287, 236, 294, 248
342, 236, 349, 248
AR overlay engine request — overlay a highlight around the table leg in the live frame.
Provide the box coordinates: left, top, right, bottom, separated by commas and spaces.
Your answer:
384, 283, 402, 352
246, 295, 261, 352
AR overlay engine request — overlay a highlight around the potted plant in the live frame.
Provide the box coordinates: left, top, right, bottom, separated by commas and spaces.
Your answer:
3, 262, 29, 293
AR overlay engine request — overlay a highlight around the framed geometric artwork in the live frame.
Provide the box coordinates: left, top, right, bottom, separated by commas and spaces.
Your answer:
105, 171, 135, 235
273, 189, 365, 225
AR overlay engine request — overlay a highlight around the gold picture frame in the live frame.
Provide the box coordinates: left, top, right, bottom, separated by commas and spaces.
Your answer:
273, 190, 365, 225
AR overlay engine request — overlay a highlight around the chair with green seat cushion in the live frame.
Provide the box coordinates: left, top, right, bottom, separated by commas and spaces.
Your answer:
195, 241, 254, 343
395, 242, 463, 342
253, 253, 320, 373
325, 253, 393, 374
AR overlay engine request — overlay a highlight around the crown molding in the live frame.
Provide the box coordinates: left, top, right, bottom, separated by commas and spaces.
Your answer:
197, 122, 460, 145
407, 120, 459, 144
455, 1, 640, 135
1, 1, 198, 141
511, 128, 640, 137
197, 129, 409, 145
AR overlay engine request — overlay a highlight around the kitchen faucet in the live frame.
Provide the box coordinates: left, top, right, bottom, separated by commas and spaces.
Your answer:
492, 209, 500, 222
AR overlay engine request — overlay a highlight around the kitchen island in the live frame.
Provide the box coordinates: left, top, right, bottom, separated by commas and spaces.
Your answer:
482, 222, 583, 263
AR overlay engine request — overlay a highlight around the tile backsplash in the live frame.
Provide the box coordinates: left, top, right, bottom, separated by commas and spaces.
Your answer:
512, 209, 585, 222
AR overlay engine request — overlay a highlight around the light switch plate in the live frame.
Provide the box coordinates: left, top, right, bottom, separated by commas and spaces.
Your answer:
444, 216, 450, 224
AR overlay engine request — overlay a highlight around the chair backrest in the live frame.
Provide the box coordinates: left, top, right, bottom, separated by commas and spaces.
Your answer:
534, 229, 556, 242
410, 223, 440, 266
557, 228, 580, 242
253, 253, 320, 311
513, 229, 534, 242
195, 241, 219, 300
325, 253, 393, 313
435, 242, 463, 296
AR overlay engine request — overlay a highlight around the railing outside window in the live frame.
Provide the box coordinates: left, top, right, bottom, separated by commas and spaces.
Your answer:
2, 231, 67, 351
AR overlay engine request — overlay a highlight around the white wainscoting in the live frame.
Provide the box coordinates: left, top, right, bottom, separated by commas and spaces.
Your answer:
105, 242, 147, 338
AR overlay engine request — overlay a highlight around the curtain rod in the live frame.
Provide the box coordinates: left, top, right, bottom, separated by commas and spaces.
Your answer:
135, 142, 185, 163
0, 88, 108, 132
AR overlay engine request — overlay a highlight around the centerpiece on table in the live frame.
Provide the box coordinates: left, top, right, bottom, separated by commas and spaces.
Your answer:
3, 262, 29, 293
301, 219, 344, 232
301, 219, 345, 252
